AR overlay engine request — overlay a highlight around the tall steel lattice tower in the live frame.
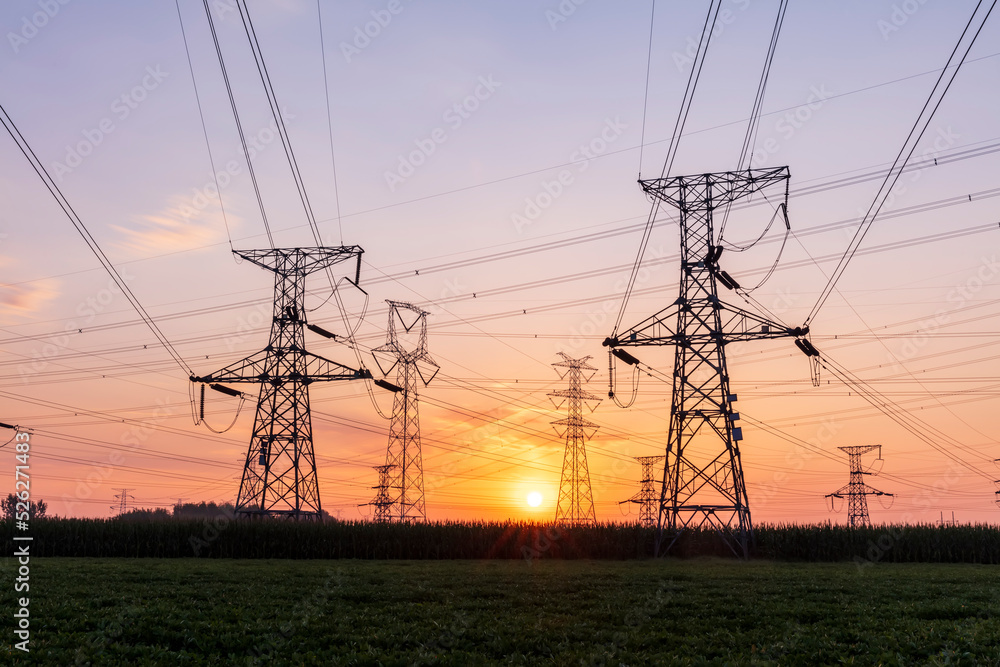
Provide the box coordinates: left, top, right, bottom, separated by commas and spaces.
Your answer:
826, 445, 893, 528
110, 488, 135, 516
620, 456, 665, 527
359, 464, 395, 522
605, 168, 808, 557
192, 247, 370, 520
550, 353, 602, 526
373, 301, 439, 522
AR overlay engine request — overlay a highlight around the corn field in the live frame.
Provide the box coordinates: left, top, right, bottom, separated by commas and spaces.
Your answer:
3, 518, 999, 562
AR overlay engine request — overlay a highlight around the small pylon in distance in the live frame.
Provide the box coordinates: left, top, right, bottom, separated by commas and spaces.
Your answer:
373, 301, 439, 522
550, 353, 602, 526
620, 456, 664, 527
826, 445, 893, 527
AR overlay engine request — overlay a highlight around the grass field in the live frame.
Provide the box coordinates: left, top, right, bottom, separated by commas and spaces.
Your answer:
4, 558, 999, 665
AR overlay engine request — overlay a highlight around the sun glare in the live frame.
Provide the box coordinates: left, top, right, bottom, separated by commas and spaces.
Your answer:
526, 491, 543, 508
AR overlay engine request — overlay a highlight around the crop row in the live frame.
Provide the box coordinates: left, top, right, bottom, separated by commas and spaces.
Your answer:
3, 518, 999, 562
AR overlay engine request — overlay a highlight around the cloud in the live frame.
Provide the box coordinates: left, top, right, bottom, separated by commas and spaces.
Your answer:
0, 278, 59, 316
112, 198, 235, 257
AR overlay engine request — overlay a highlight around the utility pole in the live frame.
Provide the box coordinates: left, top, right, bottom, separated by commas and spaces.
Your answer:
191, 247, 370, 520
605, 167, 808, 558
111, 488, 135, 516
373, 301, 438, 522
826, 445, 892, 528
619, 456, 664, 527
551, 353, 602, 526
359, 464, 395, 522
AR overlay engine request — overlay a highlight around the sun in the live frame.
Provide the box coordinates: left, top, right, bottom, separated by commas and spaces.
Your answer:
526, 491, 543, 508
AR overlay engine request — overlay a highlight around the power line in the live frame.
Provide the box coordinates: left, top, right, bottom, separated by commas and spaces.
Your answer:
805, 0, 997, 325
0, 103, 194, 378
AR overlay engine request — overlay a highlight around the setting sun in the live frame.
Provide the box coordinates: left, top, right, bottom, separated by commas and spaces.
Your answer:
526, 492, 543, 508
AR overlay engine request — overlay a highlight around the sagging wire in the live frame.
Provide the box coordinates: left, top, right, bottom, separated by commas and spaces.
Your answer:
191, 382, 248, 434
608, 348, 640, 409
735, 203, 791, 293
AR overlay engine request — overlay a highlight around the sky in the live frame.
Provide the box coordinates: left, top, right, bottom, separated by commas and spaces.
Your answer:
1, 0, 999, 525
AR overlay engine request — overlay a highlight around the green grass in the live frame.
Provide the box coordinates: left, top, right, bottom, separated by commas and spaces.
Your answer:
3, 558, 999, 665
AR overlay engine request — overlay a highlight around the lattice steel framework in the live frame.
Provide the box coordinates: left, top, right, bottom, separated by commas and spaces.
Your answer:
191, 247, 369, 520
605, 168, 807, 557
551, 353, 602, 526
111, 488, 135, 516
374, 301, 439, 522
620, 456, 665, 527
826, 445, 892, 528
360, 464, 396, 522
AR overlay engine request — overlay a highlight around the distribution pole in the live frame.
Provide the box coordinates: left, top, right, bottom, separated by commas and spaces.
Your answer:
373, 301, 439, 522
550, 353, 602, 526
826, 445, 892, 527
191, 247, 370, 521
619, 456, 664, 527
605, 167, 808, 558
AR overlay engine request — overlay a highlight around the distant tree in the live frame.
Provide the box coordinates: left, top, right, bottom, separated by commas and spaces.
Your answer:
1, 493, 47, 520
115, 507, 171, 521
172, 501, 236, 519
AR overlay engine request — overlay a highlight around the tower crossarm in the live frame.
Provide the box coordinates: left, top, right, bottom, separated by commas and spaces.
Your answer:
551, 416, 599, 430
638, 167, 789, 210
191, 349, 369, 385
234, 246, 364, 278
547, 388, 604, 402
605, 302, 805, 348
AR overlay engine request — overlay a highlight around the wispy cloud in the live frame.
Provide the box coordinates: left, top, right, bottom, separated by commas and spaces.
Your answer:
0, 278, 59, 316
112, 199, 233, 257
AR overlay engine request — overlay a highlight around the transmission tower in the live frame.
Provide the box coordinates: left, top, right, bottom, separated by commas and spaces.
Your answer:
550, 353, 602, 526
191, 247, 370, 520
111, 488, 135, 515
826, 445, 893, 528
373, 301, 439, 522
359, 464, 395, 522
604, 167, 808, 557
619, 456, 664, 527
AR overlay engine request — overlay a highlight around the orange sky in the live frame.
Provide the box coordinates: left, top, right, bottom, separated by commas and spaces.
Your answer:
2, 1, 999, 525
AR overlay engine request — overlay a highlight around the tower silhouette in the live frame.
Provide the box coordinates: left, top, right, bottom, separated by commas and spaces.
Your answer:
191, 247, 370, 520
550, 353, 602, 526
359, 464, 395, 522
620, 456, 664, 527
373, 301, 438, 522
605, 167, 807, 557
826, 445, 892, 527
111, 488, 135, 516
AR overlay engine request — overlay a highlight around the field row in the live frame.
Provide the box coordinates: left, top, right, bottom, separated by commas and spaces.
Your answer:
4, 518, 1000, 562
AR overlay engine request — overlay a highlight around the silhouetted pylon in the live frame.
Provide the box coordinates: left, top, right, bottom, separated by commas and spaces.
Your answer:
620, 456, 664, 527
550, 353, 602, 525
373, 301, 439, 522
826, 445, 893, 527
